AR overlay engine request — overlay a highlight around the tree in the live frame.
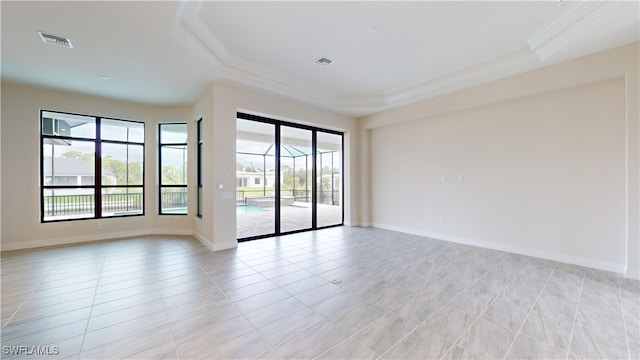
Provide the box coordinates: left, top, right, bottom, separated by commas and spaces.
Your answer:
127, 161, 143, 185
162, 164, 186, 185
297, 170, 307, 187
281, 164, 294, 189
101, 156, 143, 189
62, 151, 94, 164
102, 156, 125, 186
61, 151, 144, 190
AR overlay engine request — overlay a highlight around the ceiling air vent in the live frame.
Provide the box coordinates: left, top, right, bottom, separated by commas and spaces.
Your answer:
314, 57, 333, 67
38, 32, 73, 48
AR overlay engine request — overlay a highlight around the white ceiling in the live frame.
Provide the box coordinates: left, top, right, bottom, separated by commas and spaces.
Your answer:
2, 1, 638, 117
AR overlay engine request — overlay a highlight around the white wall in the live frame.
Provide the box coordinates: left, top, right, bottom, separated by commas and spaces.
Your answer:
0, 81, 357, 252
358, 42, 639, 277
1, 83, 193, 250
3, 41, 636, 280
191, 84, 215, 249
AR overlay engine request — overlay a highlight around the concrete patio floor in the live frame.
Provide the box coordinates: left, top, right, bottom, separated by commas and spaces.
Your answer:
237, 203, 342, 239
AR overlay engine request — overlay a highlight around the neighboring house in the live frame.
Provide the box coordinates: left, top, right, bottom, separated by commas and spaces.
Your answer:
236, 170, 338, 191
43, 157, 116, 195
236, 170, 275, 188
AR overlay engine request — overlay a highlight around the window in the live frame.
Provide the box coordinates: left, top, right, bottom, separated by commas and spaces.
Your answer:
238, 178, 247, 187
159, 123, 187, 215
197, 119, 203, 218
41, 110, 144, 222
255, 177, 261, 185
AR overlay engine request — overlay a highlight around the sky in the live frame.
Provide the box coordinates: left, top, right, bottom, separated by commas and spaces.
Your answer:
45, 114, 186, 168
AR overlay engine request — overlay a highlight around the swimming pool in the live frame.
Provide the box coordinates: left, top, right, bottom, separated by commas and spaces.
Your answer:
236, 205, 267, 214
162, 208, 187, 214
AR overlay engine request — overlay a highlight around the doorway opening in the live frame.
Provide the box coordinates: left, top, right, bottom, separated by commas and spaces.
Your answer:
236, 113, 343, 241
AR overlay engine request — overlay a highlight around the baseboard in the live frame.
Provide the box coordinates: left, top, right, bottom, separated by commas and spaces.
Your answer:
1, 229, 153, 251
191, 231, 236, 252
152, 228, 193, 236
625, 268, 640, 280
3, 222, 629, 276
192, 231, 213, 250
212, 241, 237, 251
2, 228, 193, 252
372, 222, 626, 275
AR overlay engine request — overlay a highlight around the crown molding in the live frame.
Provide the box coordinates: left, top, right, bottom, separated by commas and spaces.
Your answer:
173, 1, 227, 75
528, 1, 629, 61
175, 1, 345, 111
382, 44, 540, 110
333, 45, 541, 116
222, 55, 341, 109
174, 0, 637, 117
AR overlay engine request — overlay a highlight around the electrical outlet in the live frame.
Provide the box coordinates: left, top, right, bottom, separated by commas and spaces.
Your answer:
439, 217, 446, 225
96, 222, 102, 230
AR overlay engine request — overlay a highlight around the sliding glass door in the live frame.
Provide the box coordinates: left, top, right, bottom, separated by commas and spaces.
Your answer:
236, 113, 343, 241
316, 132, 342, 228
236, 119, 276, 239
280, 126, 313, 233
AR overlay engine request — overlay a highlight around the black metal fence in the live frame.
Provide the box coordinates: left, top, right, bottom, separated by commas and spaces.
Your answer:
44, 194, 96, 216
236, 189, 274, 204
161, 191, 187, 209
103, 193, 143, 213
318, 190, 340, 205
236, 189, 340, 206
44, 193, 143, 216
44, 189, 337, 216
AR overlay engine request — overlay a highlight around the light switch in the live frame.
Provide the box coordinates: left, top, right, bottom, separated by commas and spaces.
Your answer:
217, 183, 224, 190
458, 175, 463, 183
441, 176, 446, 184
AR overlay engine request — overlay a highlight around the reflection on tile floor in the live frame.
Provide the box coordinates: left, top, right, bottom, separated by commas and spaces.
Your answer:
1, 227, 638, 359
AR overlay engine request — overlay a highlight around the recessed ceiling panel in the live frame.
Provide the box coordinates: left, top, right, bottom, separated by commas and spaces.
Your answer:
198, 1, 563, 94
1, 1, 637, 116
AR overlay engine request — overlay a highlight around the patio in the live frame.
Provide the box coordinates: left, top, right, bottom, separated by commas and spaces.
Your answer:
237, 203, 342, 239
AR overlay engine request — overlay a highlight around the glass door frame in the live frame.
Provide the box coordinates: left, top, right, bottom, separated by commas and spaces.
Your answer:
237, 112, 344, 241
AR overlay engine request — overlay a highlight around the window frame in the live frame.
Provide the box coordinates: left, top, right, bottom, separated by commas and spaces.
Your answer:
158, 122, 188, 215
40, 109, 145, 223
196, 118, 203, 219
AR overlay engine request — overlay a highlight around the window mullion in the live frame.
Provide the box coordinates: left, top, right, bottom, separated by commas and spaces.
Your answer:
96, 117, 102, 218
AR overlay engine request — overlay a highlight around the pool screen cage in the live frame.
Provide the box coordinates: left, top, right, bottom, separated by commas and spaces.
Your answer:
236, 138, 341, 207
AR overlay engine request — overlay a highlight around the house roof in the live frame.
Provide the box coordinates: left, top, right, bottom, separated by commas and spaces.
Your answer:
43, 157, 115, 177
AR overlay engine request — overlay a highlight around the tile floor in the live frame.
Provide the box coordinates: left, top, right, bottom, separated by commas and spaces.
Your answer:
1, 227, 638, 359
